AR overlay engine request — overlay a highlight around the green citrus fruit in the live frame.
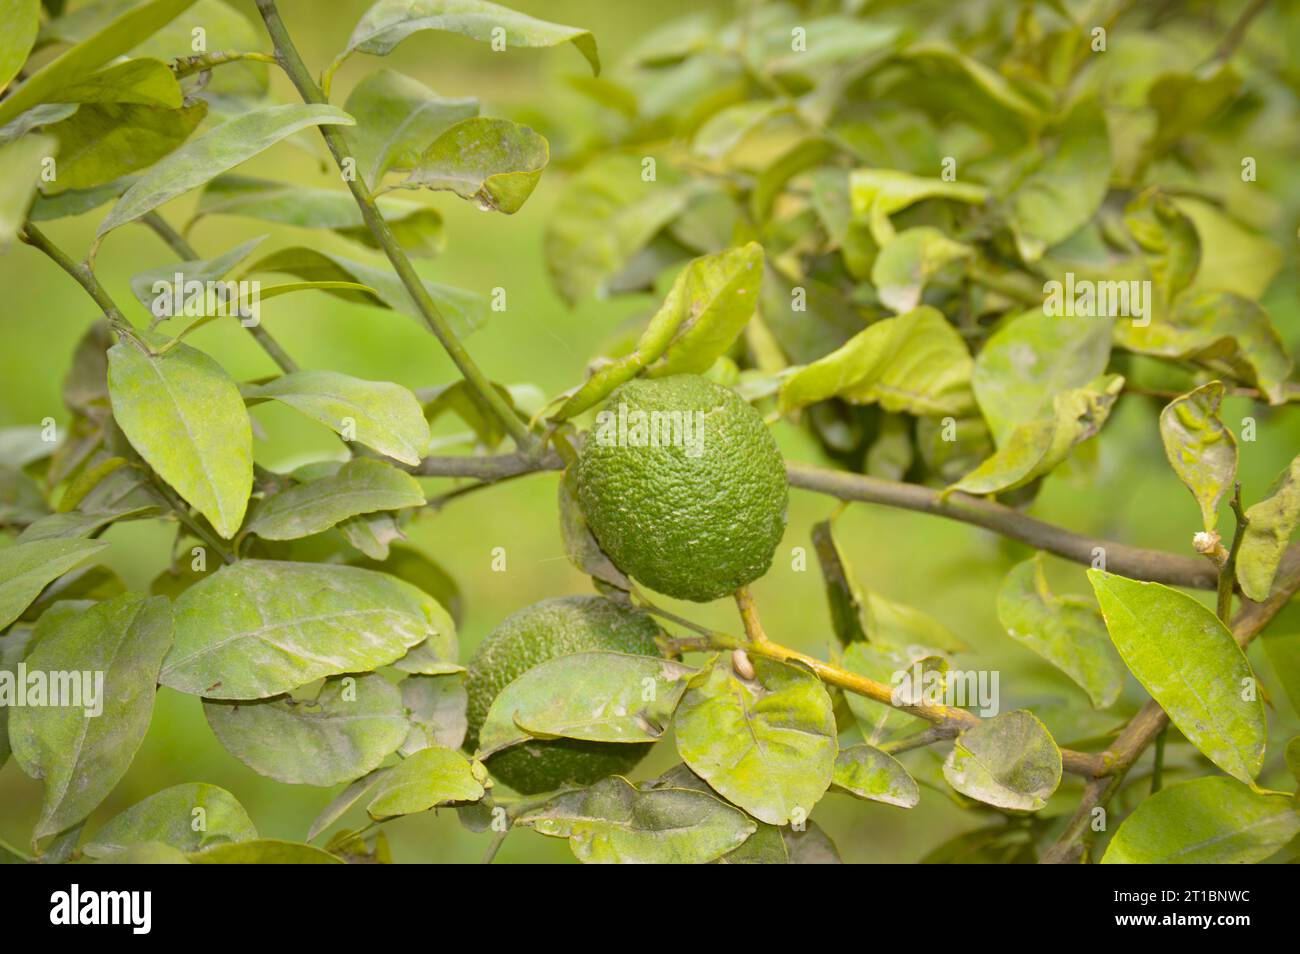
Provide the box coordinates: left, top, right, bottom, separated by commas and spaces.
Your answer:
576, 374, 787, 602
465, 595, 664, 794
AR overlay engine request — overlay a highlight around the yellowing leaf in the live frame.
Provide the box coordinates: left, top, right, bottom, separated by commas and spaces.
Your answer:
950, 374, 1123, 495
1237, 455, 1300, 602
942, 710, 1062, 811
674, 657, 836, 825
997, 555, 1125, 708
780, 306, 973, 416
397, 117, 547, 214
1158, 381, 1237, 532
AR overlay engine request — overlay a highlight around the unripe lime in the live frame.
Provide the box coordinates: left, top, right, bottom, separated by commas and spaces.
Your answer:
576, 374, 788, 602
464, 596, 663, 794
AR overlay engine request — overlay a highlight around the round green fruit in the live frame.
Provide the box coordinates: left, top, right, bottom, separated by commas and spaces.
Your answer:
576, 374, 788, 602
464, 595, 664, 794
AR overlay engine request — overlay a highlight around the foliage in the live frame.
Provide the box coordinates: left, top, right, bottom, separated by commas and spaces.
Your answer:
1, 0, 1299, 866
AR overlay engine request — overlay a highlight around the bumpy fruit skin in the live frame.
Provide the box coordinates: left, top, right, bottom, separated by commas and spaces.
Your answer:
576, 374, 788, 602
465, 596, 663, 794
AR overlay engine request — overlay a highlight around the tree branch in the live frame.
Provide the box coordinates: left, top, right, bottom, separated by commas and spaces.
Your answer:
252, 0, 537, 453
785, 462, 1220, 590
412, 450, 1228, 590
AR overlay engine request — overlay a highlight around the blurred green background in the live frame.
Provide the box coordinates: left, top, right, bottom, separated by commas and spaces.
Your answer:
2, 0, 1298, 863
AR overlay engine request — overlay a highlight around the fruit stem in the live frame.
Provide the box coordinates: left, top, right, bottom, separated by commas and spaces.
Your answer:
733, 585, 770, 646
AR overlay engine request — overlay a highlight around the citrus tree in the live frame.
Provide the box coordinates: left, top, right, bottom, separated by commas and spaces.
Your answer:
1, 0, 1299, 865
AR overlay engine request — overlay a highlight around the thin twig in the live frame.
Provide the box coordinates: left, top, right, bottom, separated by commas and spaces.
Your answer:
412, 451, 1228, 590
252, 0, 537, 453
1207, 0, 1270, 65
171, 49, 279, 80
19, 222, 142, 346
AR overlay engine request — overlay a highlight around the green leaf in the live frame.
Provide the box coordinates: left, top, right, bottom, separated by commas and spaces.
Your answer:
1116, 290, 1291, 405
246, 246, 485, 338
48, 99, 207, 194
400, 673, 467, 754
45, 57, 181, 108
1177, 197, 1282, 301
95, 841, 190, 864
130, 235, 268, 311
972, 309, 1112, 447
871, 226, 972, 314
675, 657, 837, 825
365, 745, 485, 818
95, 103, 355, 241
0, 625, 34, 768
10, 593, 173, 839
848, 167, 987, 245
1003, 95, 1110, 262
189, 838, 343, 864
244, 458, 424, 542
1088, 571, 1266, 784
0, 0, 39, 94
1148, 64, 1240, 155
782, 823, 842, 863
780, 306, 974, 417
692, 100, 789, 159
160, 560, 445, 699
0, 133, 55, 245
516, 775, 755, 864
831, 744, 919, 807
477, 652, 695, 758
194, 175, 443, 259
397, 117, 547, 214
646, 242, 764, 377
348, 543, 463, 628
544, 154, 699, 304
889, 44, 1042, 148
204, 673, 408, 786
83, 783, 256, 858
942, 710, 1062, 811
0, 538, 106, 630
920, 824, 1036, 864
108, 340, 252, 539
1158, 382, 1237, 532
949, 374, 1123, 495
555, 242, 764, 419
1237, 456, 1300, 602
997, 555, 1125, 708
1125, 188, 1199, 312
343, 68, 478, 191
0, 463, 47, 526
244, 370, 430, 466
1261, 603, 1300, 718
328, 0, 599, 93
0, 0, 195, 128
1101, 777, 1300, 864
